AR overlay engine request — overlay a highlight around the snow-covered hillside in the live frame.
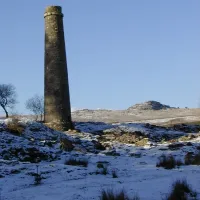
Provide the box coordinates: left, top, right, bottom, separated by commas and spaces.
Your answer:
0, 118, 200, 199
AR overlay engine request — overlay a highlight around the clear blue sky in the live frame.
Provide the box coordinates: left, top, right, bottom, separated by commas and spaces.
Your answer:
0, 0, 200, 115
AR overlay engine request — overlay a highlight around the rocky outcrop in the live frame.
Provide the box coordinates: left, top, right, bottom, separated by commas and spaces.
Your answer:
127, 101, 173, 111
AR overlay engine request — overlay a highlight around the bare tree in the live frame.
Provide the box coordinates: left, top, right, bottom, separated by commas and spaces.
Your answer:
25, 95, 44, 121
0, 84, 17, 118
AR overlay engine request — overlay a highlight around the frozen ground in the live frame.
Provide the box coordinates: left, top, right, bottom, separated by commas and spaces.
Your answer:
0, 118, 200, 200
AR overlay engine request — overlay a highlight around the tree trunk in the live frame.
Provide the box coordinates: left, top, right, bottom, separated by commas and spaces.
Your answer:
1, 106, 8, 118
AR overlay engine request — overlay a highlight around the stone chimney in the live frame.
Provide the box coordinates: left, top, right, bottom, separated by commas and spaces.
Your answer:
44, 6, 73, 130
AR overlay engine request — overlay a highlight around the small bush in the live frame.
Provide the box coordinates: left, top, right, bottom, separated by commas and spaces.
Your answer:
6, 119, 25, 136
102, 166, 108, 175
112, 170, 118, 178
166, 179, 197, 200
97, 163, 104, 168
185, 152, 200, 165
34, 174, 42, 185
31, 165, 43, 185
176, 159, 183, 167
100, 189, 126, 200
100, 189, 140, 200
156, 154, 183, 169
96, 166, 108, 175
65, 158, 88, 167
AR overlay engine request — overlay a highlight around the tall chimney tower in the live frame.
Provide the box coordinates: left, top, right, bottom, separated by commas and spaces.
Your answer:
44, 6, 73, 131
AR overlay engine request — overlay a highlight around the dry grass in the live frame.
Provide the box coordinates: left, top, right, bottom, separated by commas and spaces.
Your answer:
156, 154, 183, 169
135, 138, 149, 146
165, 179, 197, 200
185, 152, 200, 165
6, 119, 25, 136
100, 189, 140, 200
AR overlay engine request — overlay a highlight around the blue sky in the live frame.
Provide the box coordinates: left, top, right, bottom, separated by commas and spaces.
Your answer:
0, 0, 200, 115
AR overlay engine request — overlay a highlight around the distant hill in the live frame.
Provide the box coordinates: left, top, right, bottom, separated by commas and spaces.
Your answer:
127, 101, 174, 111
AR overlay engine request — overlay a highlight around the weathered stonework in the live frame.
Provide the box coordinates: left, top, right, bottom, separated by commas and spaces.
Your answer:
44, 6, 73, 131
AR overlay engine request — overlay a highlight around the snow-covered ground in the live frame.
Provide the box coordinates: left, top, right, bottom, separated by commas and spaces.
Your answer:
0, 118, 200, 200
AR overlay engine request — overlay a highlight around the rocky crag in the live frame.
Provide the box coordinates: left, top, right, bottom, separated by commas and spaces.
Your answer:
127, 101, 174, 111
